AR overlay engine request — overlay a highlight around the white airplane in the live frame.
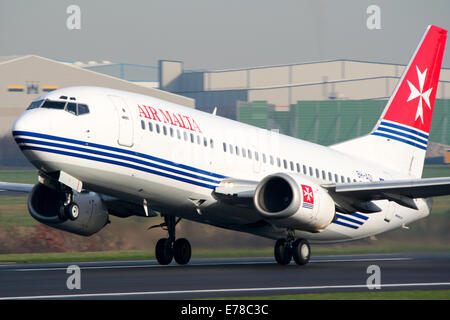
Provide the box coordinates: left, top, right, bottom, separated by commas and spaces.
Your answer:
1, 25, 448, 266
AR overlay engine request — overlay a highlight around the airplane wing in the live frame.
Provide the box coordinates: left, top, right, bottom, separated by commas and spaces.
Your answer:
0, 182, 34, 195
322, 177, 450, 199
0, 181, 155, 217
212, 179, 258, 207
321, 177, 450, 212
213, 176, 450, 213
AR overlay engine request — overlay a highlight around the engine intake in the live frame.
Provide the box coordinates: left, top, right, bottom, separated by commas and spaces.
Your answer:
28, 183, 109, 236
254, 173, 335, 232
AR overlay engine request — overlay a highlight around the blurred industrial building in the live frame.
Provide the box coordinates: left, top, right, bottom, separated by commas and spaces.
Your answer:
1, 55, 450, 163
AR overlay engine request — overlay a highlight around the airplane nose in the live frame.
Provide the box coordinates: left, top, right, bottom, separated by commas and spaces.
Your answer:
12, 109, 51, 169
12, 110, 37, 135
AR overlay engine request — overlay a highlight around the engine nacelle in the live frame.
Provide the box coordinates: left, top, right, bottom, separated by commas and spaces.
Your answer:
254, 173, 335, 232
27, 183, 109, 236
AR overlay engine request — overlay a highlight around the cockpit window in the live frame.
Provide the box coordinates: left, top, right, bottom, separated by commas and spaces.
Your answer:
41, 100, 66, 110
26, 99, 44, 110
28, 99, 90, 116
66, 102, 77, 115
78, 104, 89, 115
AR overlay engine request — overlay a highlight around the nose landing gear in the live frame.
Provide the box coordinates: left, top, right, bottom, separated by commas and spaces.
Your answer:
58, 192, 79, 221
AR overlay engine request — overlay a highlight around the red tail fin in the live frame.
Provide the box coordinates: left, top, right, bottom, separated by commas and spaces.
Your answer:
376, 25, 447, 135
333, 26, 447, 178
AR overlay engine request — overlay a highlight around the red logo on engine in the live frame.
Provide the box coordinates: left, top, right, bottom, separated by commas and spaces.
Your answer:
301, 184, 314, 209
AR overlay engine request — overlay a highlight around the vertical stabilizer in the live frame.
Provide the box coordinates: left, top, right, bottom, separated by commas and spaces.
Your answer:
331, 25, 447, 178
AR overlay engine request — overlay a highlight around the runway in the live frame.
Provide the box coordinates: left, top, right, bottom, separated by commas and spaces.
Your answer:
0, 252, 449, 299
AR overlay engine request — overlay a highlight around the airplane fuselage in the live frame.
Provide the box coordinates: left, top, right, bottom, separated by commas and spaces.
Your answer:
13, 86, 431, 243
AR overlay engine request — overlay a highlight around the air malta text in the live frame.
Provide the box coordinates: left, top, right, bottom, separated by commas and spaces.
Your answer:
138, 105, 202, 133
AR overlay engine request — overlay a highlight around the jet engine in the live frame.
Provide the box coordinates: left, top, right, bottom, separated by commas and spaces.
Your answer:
27, 183, 109, 236
253, 172, 335, 232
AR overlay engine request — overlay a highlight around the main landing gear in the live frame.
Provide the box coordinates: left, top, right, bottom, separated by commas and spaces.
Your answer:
151, 215, 192, 265
274, 232, 311, 266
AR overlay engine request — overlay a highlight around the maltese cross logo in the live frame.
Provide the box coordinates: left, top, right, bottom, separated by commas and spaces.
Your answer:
303, 187, 313, 202
407, 65, 433, 123
301, 185, 314, 209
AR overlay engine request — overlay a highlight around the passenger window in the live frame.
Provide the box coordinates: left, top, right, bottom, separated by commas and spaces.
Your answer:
309, 167, 313, 176
204, 137, 208, 147
242, 148, 246, 158
315, 168, 320, 178
248, 150, 252, 159
156, 124, 160, 134
347, 177, 351, 183
230, 144, 233, 154
328, 172, 332, 181
235, 146, 240, 156
255, 152, 259, 161
322, 170, 326, 180
184, 131, 187, 141
210, 139, 214, 148
290, 161, 294, 171
270, 155, 274, 165
170, 127, 174, 137
66, 103, 77, 115
296, 163, 300, 173
177, 129, 181, 139
190, 133, 194, 143
78, 104, 89, 115
341, 176, 345, 183
283, 159, 287, 169
223, 143, 227, 152
303, 165, 307, 175
262, 154, 266, 163
197, 135, 201, 145
149, 122, 153, 132
334, 174, 339, 183
277, 158, 281, 167
163, 126, 167, 136
141, 120, 146, 130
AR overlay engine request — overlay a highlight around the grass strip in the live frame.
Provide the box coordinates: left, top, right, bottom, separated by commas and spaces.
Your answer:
1, 246, 450, 264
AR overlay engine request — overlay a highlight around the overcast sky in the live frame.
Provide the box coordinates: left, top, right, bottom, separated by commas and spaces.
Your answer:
1, 0, 449, 70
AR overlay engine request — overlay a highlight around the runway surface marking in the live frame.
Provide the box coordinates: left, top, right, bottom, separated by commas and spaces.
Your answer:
1, 282, 449, 300
3, 257, 413, 272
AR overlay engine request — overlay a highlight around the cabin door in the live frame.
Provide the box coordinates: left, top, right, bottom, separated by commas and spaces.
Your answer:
109, 95, 134, 147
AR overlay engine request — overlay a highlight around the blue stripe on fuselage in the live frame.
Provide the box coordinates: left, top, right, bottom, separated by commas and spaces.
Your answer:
15, 137, 221, 184
20, 145, 218, 189
13, 130, 227, 180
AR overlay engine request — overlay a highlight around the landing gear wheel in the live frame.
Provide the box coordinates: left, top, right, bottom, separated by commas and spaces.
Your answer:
155, 238, 173, 265
173, 238, 191, 265
58, 201, 68, 221
65, 202, 79, 221
292, 239, 311, 266
274, 239, 292, 265
152, 216, 193, 266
